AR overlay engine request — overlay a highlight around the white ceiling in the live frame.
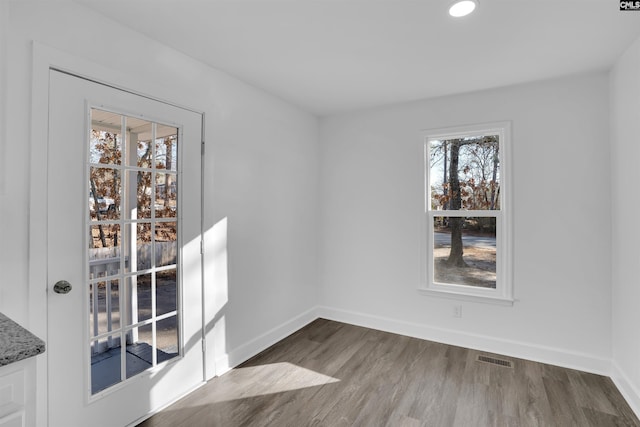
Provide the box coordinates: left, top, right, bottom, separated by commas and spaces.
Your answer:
77, 0, 640, 116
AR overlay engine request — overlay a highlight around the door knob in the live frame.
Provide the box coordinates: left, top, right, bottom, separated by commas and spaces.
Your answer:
53, 280, 72, 294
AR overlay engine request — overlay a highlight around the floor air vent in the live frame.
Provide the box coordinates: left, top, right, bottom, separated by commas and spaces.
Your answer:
476, 355, 513, 368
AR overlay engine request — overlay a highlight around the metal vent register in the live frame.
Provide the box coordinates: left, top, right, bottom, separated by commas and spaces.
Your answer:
476, 355, 513, 368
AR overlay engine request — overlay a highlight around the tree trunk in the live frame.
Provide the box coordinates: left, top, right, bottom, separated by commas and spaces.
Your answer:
448, 217, 465, 267
443, 140, 448, 209
90, 178, 107, 248
490, 143, 499, 210
447, 139, 466, 267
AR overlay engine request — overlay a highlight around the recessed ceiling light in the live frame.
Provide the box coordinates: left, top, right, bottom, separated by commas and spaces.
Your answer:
449, 0, 478, 18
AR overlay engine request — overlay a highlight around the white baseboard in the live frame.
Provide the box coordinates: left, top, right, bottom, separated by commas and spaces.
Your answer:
214, 305, 611, 376
316, 305, 611, 376
611, 361, 640, 419
214, 306, 319, 376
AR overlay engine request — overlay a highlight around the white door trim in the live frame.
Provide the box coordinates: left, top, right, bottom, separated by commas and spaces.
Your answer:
29, 42, 207, 427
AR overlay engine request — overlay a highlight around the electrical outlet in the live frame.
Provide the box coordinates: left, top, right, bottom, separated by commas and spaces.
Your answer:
453, 305, 463, 318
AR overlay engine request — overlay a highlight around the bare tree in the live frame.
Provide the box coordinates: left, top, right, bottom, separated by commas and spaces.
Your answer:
446, 139, 466, 267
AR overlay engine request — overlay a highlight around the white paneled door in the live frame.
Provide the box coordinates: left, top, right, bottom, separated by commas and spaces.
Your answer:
47, 70, 203, 427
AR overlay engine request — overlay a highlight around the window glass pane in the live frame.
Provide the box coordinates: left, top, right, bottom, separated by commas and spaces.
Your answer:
90, 109, 122, 165
89, 167, 120, 221
89, 279, 120, 337
433, 216, 496, 288
429, 135, 500, 210
155, 222, 177, 268
155, 125, 178, 172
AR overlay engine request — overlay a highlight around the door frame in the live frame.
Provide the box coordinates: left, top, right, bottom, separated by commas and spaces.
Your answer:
29, 42, 208, 427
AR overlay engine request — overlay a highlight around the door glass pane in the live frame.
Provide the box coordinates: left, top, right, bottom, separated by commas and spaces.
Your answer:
89, 280, 120, 337
136, 222, 152, 271
126, 323, 154, 379
134, 171, 153, 219
91, 334, 122, 394
155, 173, 177, 218
127, 274, 152, 325
89, 167, 120, 221
88, 108, 181, 395
90, 110, 122, 165
156, 269, 177, 316
89, 224, 121, 279
155, 125, 178, 172
433, 216, 496, 288
136, 139, 152, 168
157, 316, 179, 363
127, 117, 153, 168
155, 222, 177, 267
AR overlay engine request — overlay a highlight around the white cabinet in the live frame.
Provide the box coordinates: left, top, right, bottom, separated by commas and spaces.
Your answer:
0, 412, 24, 427
0, 359, 35, 427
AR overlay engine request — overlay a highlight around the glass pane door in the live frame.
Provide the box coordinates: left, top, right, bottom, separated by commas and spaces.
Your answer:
88, 108, 180, 395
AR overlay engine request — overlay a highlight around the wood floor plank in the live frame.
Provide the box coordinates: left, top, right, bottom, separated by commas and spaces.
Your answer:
388, 342, 449, 424
601, 376, 640, 424
138, 319, 640, 427
582, 407, 637, 427
568, 369, 620, 416
516, 360, 555, 427
542, 376, 591, 426
312, 330, 406, 425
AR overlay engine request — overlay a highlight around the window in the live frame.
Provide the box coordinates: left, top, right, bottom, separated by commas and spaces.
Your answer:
422, 122, 512, 304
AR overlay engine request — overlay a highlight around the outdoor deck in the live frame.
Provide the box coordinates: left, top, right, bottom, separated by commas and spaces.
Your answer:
91, 342, 177, 394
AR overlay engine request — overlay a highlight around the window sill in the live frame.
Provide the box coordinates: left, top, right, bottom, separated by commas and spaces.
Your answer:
417, 288, 515, 306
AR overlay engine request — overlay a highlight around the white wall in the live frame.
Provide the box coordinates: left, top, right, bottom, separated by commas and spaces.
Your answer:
611, 34, 640, 414
319, 72, 612, 373
0, 0, 319, 373
0, 1, 7, 309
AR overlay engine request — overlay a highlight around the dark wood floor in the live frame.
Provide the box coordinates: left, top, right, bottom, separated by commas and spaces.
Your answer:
138, 319, 640, 427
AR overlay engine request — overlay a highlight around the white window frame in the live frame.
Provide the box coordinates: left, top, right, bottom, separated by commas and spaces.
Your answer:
420, 121, 513, 305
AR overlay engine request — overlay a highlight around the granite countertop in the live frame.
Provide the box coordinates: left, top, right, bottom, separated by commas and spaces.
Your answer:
0, 313, 45, 366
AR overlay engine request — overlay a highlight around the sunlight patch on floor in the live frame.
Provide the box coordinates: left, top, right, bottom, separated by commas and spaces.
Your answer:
191, 362, 340, 404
